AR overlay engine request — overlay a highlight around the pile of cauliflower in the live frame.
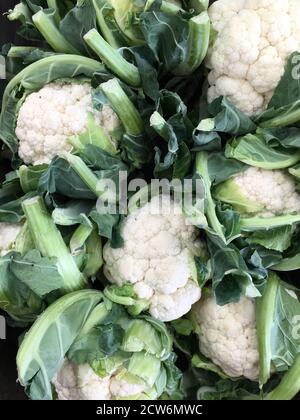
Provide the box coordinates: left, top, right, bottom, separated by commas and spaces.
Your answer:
103, 195, 202, 322
207, 0, 300, 116
16, 81, 120, 165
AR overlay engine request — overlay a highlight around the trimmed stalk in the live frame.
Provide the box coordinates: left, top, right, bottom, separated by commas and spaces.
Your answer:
240, 214, 300, 232
84, 29, 141, 87
196, 152, 226, 242
32, 10, 80, 54
174, 12, 210, 76
256, 273, 279, 386
22, 196, 85, 292
100, 78, 144, 136
266, 354, 300, 400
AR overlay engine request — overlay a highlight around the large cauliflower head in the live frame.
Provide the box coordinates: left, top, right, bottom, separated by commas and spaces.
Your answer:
52, 361, 149, 400
192, 294, 259, 380
207, 0, 300, 116
103, 195, 202, 322
0, 222, 22, 256
16, 81, 120, 165
215, 167, 300, 217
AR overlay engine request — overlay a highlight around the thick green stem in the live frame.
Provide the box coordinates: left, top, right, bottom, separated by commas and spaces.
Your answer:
62, 153, 103, 197
240, 214, 300, 232
7, 3, 32, 22
100, 78, 144, 136
70, 224, 93, 255
46, 0, 61, 25
256, 273, 279, 386
32, 10, 80, 54
174, 12, 210, 76
260, 108, 300, 129
93, 0, 121, 49
84, 29, 141, 87
22, 196, 85, 292
266, 354, 300, 400
83, 230, 103, 278
196, 152, 226, 242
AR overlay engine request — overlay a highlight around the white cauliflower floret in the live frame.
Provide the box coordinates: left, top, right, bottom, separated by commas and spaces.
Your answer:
192, 295, 259, 380
52, 361, 112, 400
52, 361, 148, 400
0, 222, 22, 256
16, 81, 120, 165
109, 376, 147, 398
207, 0, 300, 115
103, 195, 202, 322
234, 167, 300, 216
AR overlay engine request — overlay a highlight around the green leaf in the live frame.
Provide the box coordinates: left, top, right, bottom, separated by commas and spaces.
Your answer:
10, 250, 63, 297
268, 51, 300, 109
248, 226, 294, 252
208, 96, 257, 135
17, 290, 104, 400
39, 158, 96, 200
257, 273, 300, 387
225, 134, 300, 169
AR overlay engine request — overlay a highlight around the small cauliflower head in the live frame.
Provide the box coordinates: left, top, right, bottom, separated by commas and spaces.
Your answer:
0, 222, 22, 256
103, 195, 202, 322
192, 294, 259, 380
52, 361, 149, 400
207, 0, 300, 116
214, 167, 300, 217
16, 81, 120, 165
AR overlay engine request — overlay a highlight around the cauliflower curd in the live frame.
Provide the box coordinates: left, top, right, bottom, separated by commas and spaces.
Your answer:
207, 0, 300, 116
0, 222, 22, 256
234, 167, 300, 216
52, 361, 148, 400
16, 81, 120, 165
192, 294, 259, 380
214, 167, 300, 217
103, 195, 202, 322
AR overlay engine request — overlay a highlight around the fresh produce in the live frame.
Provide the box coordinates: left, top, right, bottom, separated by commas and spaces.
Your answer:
17, 290, 181, 400
207, 0, 300, 116
103, 194, 205, 322
1, 0, 300, 402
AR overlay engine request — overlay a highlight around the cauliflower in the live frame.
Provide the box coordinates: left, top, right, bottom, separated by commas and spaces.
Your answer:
214, 167, 300, 217
16, 81, 120, 165
103, 195, 202, 322
192, 294, 259, 380
52, 361, 148, 400
234, 167, 300, 216
207, 0, 300, 116
0, 222, 22, 256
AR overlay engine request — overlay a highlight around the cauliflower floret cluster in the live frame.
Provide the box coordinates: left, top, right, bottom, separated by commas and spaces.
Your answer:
103, 195, 202, 322
16, 81, 120, 165
192, 294, 259, 380
207, 0, 300, 116
0, 222, 22, 256
234, 167, 300, 216
52, 361, 148, 400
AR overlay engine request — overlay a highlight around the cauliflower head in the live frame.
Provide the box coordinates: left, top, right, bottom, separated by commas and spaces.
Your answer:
103, 195, 202, 322
0, 222, 22, 256
16, 81, 120, 165
192, 294, 259, 380
214, 167, 300, 217
52, 361, 149, 400
207, 0, 300, 116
